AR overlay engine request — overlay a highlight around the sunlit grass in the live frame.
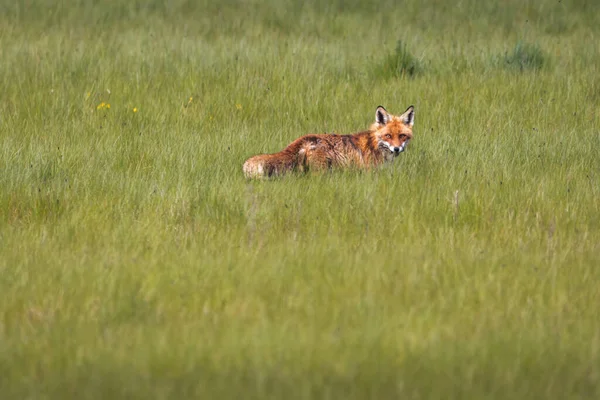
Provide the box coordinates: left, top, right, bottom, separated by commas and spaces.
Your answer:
1, 0, 599, 399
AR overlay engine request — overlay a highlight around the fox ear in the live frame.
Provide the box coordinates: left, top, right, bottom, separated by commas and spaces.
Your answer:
401, 105, 415, 126
375, 106, 390, 125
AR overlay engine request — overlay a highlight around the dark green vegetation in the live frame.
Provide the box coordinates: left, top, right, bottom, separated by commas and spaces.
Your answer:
375, 40, 424, 78
503, 41, 547, 71
1, 0, 599, 398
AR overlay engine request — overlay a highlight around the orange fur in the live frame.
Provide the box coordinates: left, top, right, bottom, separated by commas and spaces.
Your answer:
243, 105, 414, 178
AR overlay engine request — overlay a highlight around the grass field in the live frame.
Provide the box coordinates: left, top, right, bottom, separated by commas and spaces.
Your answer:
1, 0, 600, 398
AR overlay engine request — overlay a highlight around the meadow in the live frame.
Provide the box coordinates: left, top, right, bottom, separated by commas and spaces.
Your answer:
1, 0, 599, 398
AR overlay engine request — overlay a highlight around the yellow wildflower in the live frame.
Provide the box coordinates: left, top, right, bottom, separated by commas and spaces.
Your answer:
133, 107, 138, 113
96, 102, 105, 110
236, 103, 242, 110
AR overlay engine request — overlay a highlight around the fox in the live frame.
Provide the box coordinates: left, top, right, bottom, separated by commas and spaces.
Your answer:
242, 105, 414, 178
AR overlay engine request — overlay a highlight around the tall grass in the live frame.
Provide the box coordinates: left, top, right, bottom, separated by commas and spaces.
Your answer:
1, 0, 599, 399
374, 40, 423, 78
501, 41, 547, 71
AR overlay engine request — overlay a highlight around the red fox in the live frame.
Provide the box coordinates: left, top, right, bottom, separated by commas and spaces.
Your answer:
243, 105, 414, 178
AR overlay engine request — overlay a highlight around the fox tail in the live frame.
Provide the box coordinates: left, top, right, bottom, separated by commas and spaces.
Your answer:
243, 149, 306, 179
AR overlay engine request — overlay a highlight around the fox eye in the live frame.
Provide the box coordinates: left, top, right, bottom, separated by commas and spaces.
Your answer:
385, 134, 392, 139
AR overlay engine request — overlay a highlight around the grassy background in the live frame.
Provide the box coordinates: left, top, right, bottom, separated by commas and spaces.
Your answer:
1, 0, 600, 398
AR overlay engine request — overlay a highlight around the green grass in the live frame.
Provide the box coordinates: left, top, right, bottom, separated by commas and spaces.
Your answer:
501, 41, 547, 71
374, 40, 423, 78
1, 0, 600, 398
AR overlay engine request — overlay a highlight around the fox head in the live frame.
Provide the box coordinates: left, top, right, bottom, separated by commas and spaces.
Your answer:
371, 105, 414, 157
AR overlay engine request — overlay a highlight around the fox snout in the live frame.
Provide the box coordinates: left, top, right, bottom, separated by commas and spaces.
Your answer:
392, 145, 404, 156
380, 140, 408, 156
395, 141, 409, 154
